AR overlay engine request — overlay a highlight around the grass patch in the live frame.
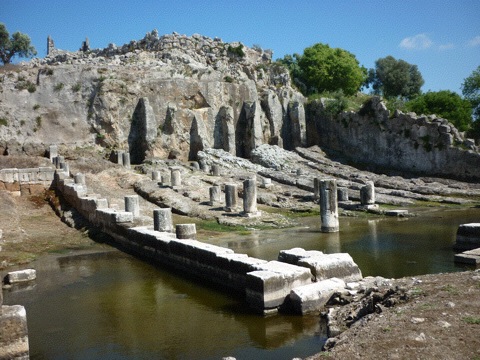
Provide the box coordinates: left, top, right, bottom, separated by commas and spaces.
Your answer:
196, 220, 250, 233
462, 316, 480, 325
54, 82, 64, 92
441, 284, 459, 295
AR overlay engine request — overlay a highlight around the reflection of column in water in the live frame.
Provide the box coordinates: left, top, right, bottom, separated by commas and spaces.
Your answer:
324, 231, 341, 253
368, 219, 380, 259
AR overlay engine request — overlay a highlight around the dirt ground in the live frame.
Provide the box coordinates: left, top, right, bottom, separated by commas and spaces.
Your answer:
307, 271, 480, 360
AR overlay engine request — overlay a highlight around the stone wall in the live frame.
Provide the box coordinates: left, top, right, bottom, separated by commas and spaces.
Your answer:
306, 97, 480, 181
0, 167, 55, 194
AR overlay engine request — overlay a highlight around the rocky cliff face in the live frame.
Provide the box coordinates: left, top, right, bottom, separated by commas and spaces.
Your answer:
0, 31, 306, 162
306, 97, 480, 180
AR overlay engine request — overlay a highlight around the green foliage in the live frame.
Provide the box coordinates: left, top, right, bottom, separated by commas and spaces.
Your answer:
0, 117, 7, 126
462, 316, 480, 325
35, 116, 42, 128
462, 65, 480, 140
406, 90, 472, 131
33, 104, 40, 110
368, 56, 424, 100
15, 79, 36, 92
71, 82, 81, 92
0, 23, 37, 64
54, 82, 64, 92
227, 44, 245, 58
296, 43, 367, 96
276, 53, 306, 93
224, 76, 234, 83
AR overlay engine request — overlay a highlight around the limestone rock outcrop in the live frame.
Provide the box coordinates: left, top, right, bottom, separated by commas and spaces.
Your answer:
306, 96, 480, 180
0, 31, 305, 162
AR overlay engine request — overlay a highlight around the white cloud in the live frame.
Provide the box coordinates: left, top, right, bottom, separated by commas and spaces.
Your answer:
438, 43, 455, 51
468, 36, 480, 47
399, 33, 433, 50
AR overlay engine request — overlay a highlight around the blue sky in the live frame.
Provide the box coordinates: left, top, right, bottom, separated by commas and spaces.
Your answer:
3, 0, 479, 94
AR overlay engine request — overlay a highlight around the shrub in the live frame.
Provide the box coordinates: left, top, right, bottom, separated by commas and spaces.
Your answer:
0, 117, 7, 126
54, 83, 64, 92
33, 104, 40, 110
227, 44, 245, 58
224, 76, 234, 83
71, 82, 81, 92
27, 82, 36, 93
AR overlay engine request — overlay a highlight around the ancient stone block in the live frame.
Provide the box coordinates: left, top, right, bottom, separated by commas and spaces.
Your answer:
297, 253, 363, 282
455, 223, 480, 251
0, 305, 29, 359
320, 179, 339, 232
5, 269, 36, 284
289, 278, 346, 315
246, 261, 312, 311
175, 224, 196, 239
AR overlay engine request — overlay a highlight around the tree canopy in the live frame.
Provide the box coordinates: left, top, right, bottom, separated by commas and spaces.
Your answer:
0, 23, 37, 65
462, 65, 480, 139
406, 90, 472, 132
369, 56, 424, 100
278, 43, 367, 96
297, 43, 367, 96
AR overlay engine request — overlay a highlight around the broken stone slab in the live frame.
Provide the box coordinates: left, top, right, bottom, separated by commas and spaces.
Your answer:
278, 248, 324, 265
454, 248, 480, 265
4, 269, 37, 284
385, 209, 409, 217
455, 223, 480, 251
297, 253, 363, 282
246, 260, 312, 312
0, 305, 29, 359
289, 278, 346, 315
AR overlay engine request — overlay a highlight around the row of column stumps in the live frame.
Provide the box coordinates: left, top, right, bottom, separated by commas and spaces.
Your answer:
47, 146, 198, 242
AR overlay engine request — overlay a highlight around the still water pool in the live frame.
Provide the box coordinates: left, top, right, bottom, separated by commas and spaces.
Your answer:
4, 207, 479, 359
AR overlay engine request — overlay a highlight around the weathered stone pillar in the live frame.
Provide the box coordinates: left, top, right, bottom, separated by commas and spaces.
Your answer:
320, 179, 339, 233
0, 305, 29, 359
171, 168, 181, 187
199, 160, 210, 173
313, 178, 321, 200
261, 177, 272, 188
74, 173, 86, 185
338, 187, 349, 201
116, 150, 125, 165
123, 152, 131, 169
153, 208, 173, 232
124, 195, 140, 217
360, 181, 375, 205
176, 224, 196, 239
211, 164, 221, 176
190, 161, 200, 171
224, 184, 238, 212
48, 145, 58, 162
161, 173, 171, 186
152, 171, 161, 181
209, 185, 221, 206
243, 177, 259, 216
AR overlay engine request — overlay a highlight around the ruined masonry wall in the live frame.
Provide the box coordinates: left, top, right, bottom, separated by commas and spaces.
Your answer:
53, 168, 312, 313
0, 167, 55, 194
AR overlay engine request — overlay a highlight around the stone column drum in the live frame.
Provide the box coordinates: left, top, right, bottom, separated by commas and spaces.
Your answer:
154, 208, 173, 232
320, 179, 339, 233
224, 184, 238, 212
123, 152, 131, 169
74, 173, 86, 185
337, 187, 349, 201
360, 181, 375, 205
152, 171, 161, 181
171, 168, 181, 187
212, 164, 221, 176
209, 185, 221, 206
124, 195, 140, 217
243, 177, 258, 215
313, 178, 321, 200
176, 224, 196, 239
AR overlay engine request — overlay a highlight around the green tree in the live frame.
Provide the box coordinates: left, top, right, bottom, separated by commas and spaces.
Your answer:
369, 56, 424, 100
296, 43, 367, 96
0, 23, 37, 65
406, 90, 472, 131
462, 66, 480, 140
